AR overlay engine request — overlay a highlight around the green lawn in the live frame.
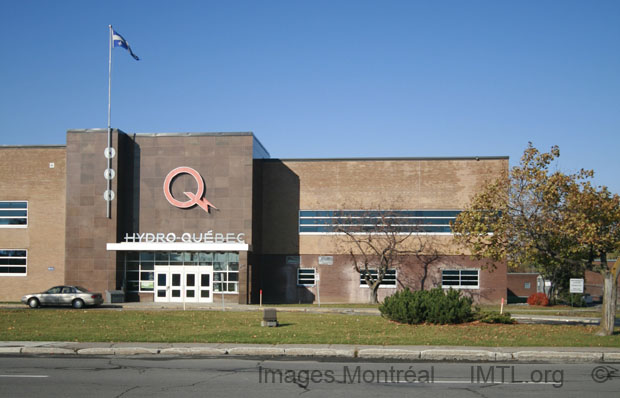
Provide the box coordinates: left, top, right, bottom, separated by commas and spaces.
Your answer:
478, 304, 619, 318
1, 309, 618, 347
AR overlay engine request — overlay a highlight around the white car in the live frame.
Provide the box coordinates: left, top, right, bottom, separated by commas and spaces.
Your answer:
21, 285, 104, 309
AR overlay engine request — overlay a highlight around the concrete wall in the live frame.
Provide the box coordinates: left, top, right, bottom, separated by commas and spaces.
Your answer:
0, 147, 66, 301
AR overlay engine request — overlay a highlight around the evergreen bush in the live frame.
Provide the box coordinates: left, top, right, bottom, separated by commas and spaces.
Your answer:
479, 311, 515, 324
379, 287, 474, 324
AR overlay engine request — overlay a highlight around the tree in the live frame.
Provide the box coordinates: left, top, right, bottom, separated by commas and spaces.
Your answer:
452, 143, 620, 335
409, 233, 443, 291
334, 209, 419, 304
452, 143, 586, 299
562, 182, 620, 335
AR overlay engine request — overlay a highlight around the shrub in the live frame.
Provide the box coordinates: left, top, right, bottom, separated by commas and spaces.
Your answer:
479, 311, 515, 324
379, 287, 474, 324
527, 292, 549, 306
557, 292, 589, 307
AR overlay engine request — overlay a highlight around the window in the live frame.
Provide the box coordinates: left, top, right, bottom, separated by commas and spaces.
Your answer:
441, 269, 479, 289
359, 269, 397, 288
297, 268, 316, 286
124, 252, 155, 292
124, 251, 239, 294
299, 210, 460, 234
0, 250, 27, 275
213, 252, 239, 293
524, 282, 531, 289
0, 201, 28, 228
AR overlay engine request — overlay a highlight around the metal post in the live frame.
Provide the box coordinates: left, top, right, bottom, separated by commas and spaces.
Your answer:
106, 25, 113, 219
316, 272, 321, 307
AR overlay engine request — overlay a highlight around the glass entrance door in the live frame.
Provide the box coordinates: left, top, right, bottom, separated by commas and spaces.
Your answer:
198, 268, 212, 303
155, 270, 168, 301
154, 265, 212, 303
169, 266, 183, 303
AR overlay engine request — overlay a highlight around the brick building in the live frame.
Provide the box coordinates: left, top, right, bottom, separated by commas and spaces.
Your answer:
0, 129, 508, 304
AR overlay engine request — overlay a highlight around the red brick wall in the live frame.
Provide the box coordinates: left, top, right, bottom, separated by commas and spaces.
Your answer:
507, 273, 539, 298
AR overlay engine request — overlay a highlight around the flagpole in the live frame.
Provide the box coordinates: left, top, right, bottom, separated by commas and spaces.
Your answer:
107, 25, 113, 219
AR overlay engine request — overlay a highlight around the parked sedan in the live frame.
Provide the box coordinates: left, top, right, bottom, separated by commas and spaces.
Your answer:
21, 286, 104, 309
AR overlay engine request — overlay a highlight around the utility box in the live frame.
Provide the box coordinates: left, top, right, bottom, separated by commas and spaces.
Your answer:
262, 308, 278, 327
105, 290, 125, 303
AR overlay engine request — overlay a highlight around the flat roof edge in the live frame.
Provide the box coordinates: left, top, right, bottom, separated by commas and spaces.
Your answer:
260, 156, 509, 162
67, 129, 255, 138
0, 145, 66, 149
131, 131, 254, 137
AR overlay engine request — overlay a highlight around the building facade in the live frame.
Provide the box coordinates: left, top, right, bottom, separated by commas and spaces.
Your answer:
0, 129, 508, 304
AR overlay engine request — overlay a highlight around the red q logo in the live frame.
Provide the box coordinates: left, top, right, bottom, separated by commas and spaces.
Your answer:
163, 167, 217, 213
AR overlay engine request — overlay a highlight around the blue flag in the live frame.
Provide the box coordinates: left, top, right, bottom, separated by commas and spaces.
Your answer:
112, 29, 140, 61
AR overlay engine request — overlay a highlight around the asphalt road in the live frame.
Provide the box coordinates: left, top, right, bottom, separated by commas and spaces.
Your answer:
1, 356, 619, 397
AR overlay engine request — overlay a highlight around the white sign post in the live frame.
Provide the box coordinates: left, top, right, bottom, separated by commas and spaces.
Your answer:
569, 278, 584, 294
569, 278, 584, 307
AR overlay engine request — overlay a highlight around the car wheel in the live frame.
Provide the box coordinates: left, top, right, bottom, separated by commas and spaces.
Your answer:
28, 298, 40, 309
72, 299, 85, 309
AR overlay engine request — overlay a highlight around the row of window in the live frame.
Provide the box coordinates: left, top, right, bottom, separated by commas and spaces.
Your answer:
2, 202, 28, 275
0, 201, 28, 227
297, 268, 479, 289
123, 251, 239, 293
299, 210, 460, 234
0, 250, 27, 275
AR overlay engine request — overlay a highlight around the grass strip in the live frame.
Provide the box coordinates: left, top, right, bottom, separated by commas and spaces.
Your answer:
0, 309, 618, 347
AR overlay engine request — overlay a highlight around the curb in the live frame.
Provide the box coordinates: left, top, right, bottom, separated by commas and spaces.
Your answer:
4, 345, 620, 363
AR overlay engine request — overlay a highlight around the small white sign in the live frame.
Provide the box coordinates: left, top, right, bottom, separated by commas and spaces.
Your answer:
569, 278, 584, 294
286, 256, 300, 265
318, 256, 333, 265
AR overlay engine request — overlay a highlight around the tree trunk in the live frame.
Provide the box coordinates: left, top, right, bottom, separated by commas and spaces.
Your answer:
370, 286, 379, 304
597, 260, 619, 336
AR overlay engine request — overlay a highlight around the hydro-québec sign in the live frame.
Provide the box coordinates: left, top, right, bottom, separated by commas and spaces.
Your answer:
163, 167, 216, 213
123, 232, 246, 244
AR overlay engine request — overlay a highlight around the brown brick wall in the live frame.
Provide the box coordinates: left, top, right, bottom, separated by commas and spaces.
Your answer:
507, 273, 539, 298
259, 254, 506, 304
133, 133, 254, 242
259, 157, 507, 255
65, 130, 121, 294
0, 147, 66, 301
65, 131, 257, 303
257, 157, 508, 304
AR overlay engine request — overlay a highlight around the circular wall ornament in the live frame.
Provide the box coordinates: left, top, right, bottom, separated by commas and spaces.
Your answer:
103, 190, 115, 201
104, 168, 116, 180
104, 147, 116, 159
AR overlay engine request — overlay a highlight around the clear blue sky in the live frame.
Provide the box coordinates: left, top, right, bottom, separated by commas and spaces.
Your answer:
1, 1, 619, 193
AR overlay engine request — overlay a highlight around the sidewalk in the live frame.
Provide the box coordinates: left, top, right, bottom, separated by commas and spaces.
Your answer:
1, 341, 619, 363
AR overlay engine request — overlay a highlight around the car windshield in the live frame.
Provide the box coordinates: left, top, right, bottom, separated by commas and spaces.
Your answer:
75, 286, 91, 293
45, 287, 62, 294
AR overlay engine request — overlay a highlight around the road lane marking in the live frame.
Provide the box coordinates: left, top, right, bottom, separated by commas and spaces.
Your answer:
0, 375, 49, 378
